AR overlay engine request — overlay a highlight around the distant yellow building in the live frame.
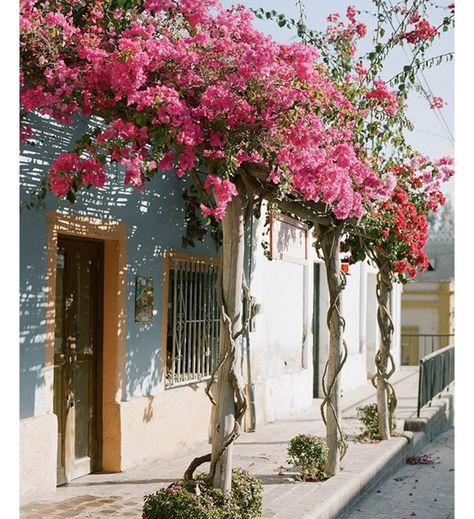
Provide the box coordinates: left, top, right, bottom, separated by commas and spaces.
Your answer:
401, 230, 454, 365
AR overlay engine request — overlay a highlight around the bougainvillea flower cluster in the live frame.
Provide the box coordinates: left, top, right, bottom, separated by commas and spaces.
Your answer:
200, 176, 238, 220
429, 96, 445, 110
401, 17, 437, 44
49, 153, 107, 196
20, 0, 398, 221
345, 156, 453, 281
326, 6, 367, 58
365, 80, 399, 116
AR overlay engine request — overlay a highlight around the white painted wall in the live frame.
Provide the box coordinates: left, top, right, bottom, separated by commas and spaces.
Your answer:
366, 271, 379, 377
316, 260, 402, 394
317, 261, 378, 394
341, 263, 367, 391
246, 213, 314, 423
20, 414, 57, 503
391, 283, 403, 369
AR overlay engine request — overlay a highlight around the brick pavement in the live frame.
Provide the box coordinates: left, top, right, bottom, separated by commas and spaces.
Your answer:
345, 428, 454, 519
20, 367, 434, 519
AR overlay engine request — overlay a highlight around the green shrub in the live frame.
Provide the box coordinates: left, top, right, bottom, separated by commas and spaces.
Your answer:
227, 467, 263, 519
357, 403, 396, 441
142, 481, 219, 519
357, 403, 381, 441
287, 434, 328, 481
142, 468, 263, 519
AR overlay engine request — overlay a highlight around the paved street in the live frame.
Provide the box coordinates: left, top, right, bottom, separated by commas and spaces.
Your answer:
21, 367, 443, 519
346, 428, 454, 519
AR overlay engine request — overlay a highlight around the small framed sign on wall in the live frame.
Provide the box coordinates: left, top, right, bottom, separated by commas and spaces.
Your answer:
135, 276, 154, 323
269, 214, 308, 265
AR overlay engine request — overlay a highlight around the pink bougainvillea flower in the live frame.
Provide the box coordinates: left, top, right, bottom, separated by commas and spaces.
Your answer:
158, 150, 175, 171
402, 19, 437, 44
21, 0, 403, 222
365, 80, 399, 116
429, 96, 444, 109
81, 158, 107, 188
200, 175, 238, 220
20, 125, 33, 143
48, 152, 81, 196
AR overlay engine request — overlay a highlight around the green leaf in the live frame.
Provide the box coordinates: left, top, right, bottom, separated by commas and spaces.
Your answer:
66, 191, 76, 204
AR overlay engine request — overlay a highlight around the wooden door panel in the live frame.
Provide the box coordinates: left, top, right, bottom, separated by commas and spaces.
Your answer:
54, 236, 103, 484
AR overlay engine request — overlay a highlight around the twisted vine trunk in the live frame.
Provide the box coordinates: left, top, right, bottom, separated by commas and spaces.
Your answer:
317, 223, 348, 477
372, 258, 397, 440
209, 193, 247, 492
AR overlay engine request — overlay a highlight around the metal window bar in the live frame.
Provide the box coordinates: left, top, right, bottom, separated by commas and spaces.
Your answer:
166, 257, 220, 388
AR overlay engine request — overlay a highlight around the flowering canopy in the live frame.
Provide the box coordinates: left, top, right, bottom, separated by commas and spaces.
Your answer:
20, 0, 395, 221
325, 4, 454, 281
343, 155, 454, 280
257, 2, 454, 281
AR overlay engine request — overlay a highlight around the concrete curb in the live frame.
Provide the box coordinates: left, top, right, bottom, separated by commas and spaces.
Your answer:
298, 390, 454, 519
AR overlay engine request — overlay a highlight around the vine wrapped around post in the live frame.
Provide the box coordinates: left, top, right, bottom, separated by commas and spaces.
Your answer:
316, 222, 348, 476
371, 259, 397, 440
183, 190, 249, 492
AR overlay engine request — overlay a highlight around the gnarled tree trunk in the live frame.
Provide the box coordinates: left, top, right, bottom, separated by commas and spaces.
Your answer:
372, 258, 397, 440
183, 191, 248, 492
209, 193, 247, 491
316, 223, 348, 476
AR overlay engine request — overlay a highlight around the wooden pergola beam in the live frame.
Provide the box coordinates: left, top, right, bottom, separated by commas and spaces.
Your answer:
240, 163, 333, 226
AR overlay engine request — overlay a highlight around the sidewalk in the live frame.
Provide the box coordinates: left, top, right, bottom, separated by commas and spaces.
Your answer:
20, 367, 449, 519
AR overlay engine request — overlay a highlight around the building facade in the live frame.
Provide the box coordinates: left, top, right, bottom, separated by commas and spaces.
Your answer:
20, 114, 402, 501
401, 230, 455, 364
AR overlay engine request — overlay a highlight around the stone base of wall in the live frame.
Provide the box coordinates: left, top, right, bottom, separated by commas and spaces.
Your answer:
118, 370, 315, 469
20, 414, 57, 504
20, 373, 315, 501
118, 383, 213, 471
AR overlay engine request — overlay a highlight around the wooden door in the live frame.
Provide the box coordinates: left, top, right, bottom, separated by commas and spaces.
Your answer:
53, 236, 103, 484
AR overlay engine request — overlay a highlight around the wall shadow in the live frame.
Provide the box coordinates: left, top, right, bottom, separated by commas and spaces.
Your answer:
20, 112, 218, 419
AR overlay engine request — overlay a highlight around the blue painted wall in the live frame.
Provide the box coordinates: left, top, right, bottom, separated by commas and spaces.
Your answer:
20, 114, 219, 418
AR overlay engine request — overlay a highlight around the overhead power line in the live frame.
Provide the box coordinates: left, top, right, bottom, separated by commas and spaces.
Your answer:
413, 127, 453, 141
386, 0, 454, 146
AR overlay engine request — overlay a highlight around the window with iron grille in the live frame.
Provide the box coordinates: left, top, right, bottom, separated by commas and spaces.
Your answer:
165, 254, 221, 388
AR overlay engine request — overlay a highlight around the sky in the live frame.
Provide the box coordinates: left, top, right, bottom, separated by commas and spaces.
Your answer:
221, 0, 455, 202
